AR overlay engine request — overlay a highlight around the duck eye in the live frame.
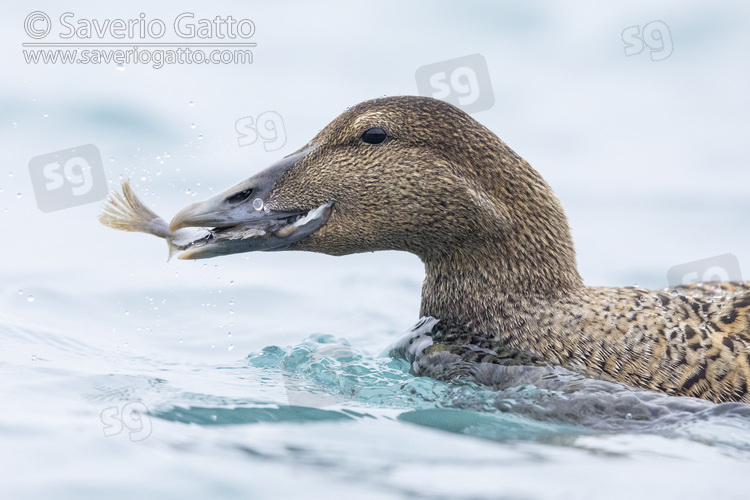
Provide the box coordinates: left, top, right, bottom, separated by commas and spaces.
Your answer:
361, 127, 387, 145
226, 188, 254, 205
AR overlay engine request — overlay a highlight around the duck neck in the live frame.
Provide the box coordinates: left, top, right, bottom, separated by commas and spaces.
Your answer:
419, 241, 584, 330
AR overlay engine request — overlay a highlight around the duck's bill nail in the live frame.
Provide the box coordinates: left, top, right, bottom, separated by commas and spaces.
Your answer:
169, 149, 334, 259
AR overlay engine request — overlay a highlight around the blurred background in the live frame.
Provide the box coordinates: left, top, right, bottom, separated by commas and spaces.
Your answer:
1, 2, 749, 497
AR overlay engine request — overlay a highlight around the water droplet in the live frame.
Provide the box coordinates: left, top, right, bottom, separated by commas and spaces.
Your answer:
179, 339, 183, 344
229, 298, 234, 305
228, 332, 232, 338
211, 344, 215, 349
42, 113, 48, 118
210, 414, 217, 421
625, 413, 632, 420
197, 134, 203, 140
18, 290, 23, 295
117, 63, 125, 72
189, 101, 194, 107
124, 310, 129, 316
110, 157, 115, 162
31, 354, 37, 362
8, 172, 13, 178
27, 295, 34, 303
16, 193, 21, 198
190, 123, 196, 129
229, 280, 234, 285
252, 198, 264, 211
228, 344, 234, 351
263, 205, 271, 214
12, 122, 17, 128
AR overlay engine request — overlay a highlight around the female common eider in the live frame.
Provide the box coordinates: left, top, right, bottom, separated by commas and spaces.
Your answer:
101, 96, 750, 403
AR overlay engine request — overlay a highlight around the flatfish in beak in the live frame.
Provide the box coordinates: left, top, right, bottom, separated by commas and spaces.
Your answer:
98, 180, 217, 260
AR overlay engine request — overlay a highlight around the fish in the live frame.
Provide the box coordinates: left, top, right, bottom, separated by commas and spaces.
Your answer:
98, 180, 212, 260
99, 180, 332, 260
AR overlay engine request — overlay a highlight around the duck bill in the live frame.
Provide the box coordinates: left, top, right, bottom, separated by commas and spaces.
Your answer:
168, 150, 333, 260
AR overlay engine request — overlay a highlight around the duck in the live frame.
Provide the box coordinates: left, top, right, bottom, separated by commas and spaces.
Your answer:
106, 96, 750, 403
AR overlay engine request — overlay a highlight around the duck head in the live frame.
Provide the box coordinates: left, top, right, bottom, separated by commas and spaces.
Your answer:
169, 96, 581, 298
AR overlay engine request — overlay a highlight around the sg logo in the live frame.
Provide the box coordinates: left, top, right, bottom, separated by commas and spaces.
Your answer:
622, 21, 673, 62
28, 144, 108, 213
415, 53, 495, 114
667, 254, 743, 287
236, 111, 287, 151
101, 401, 152, 442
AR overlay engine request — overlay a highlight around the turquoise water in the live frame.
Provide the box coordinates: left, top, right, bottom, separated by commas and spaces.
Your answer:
3, 272, 750, 499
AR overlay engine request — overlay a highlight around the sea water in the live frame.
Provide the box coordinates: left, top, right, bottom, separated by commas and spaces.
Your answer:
2, 249, 750, 499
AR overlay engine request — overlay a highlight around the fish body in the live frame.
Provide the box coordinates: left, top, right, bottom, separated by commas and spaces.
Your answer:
99, 180, 331, 259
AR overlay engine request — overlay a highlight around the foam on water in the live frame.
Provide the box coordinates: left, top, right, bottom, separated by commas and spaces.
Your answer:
238, 332, 750, 450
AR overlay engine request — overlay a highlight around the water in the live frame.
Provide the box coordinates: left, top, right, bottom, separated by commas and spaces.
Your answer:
2, 268, 750, 499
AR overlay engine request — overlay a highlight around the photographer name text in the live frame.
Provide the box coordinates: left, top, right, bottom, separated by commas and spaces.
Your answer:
26, 12, 255, 41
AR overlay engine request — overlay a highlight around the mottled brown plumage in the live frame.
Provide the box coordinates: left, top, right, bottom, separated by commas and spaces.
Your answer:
268, 96, 750, 403
174, 96, 750, 403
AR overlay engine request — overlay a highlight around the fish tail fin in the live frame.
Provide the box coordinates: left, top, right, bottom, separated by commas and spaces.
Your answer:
98, 180, 171, 238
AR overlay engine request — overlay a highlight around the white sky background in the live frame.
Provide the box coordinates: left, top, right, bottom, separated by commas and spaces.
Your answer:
1, 0, 748, 295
